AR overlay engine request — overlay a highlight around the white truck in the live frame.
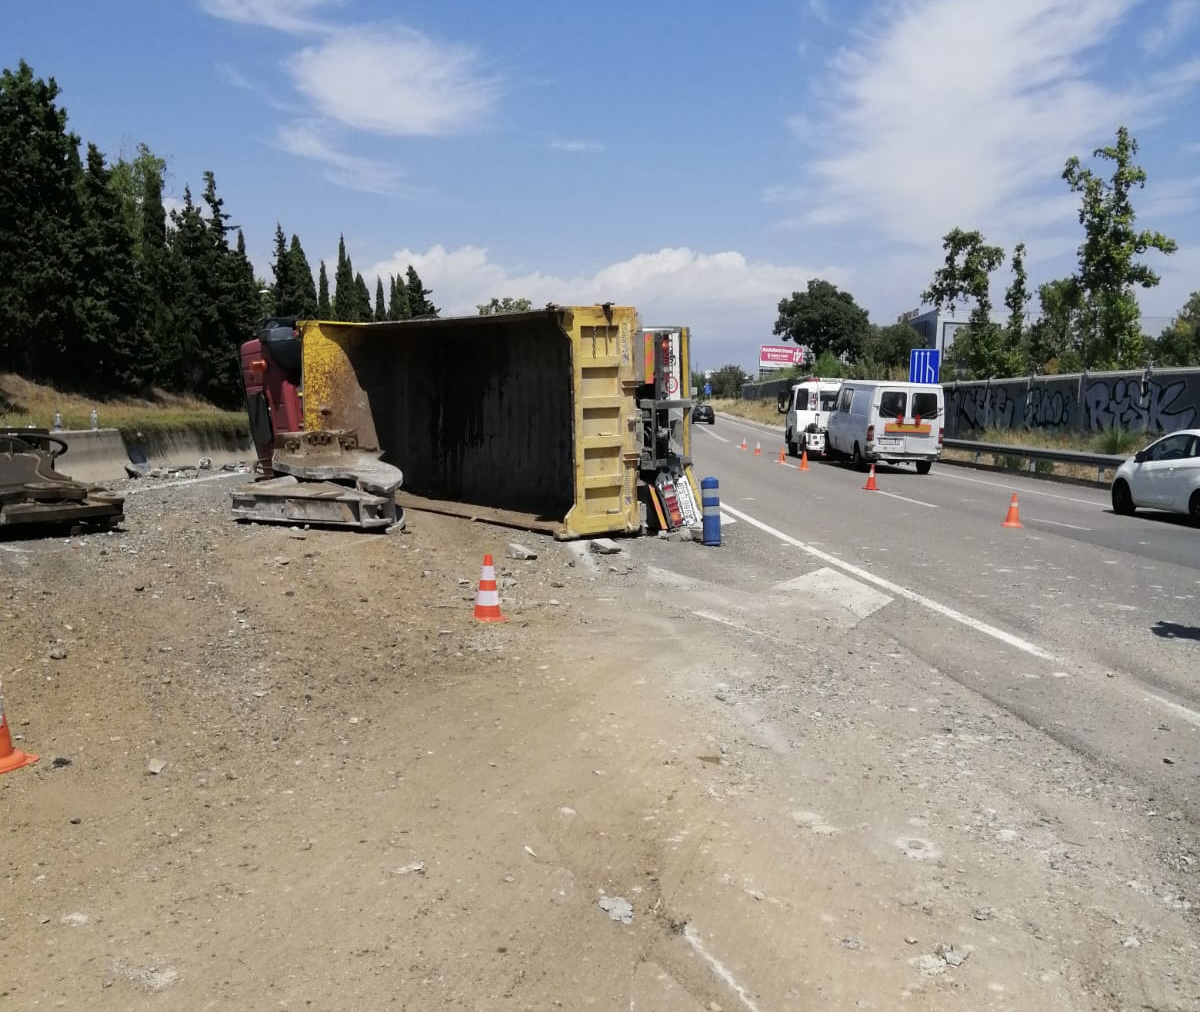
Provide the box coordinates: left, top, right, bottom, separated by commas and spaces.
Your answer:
777, 377, 843, 458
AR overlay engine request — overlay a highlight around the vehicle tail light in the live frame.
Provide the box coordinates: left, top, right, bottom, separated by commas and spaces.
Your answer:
938, 426, 944, 446
867, 424, 875, 443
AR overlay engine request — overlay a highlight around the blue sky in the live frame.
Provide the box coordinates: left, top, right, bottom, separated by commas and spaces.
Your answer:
7, 0, 1200, 372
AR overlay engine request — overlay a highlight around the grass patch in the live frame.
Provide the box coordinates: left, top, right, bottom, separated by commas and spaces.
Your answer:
709, 397, 784, 426
0, 373, 248, 441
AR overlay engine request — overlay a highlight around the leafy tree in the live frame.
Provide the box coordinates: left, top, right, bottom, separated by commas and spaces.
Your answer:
109, 141, 167, 264
857, 322, 921, 373
478, 296, 532, 315
317, 260, 331, 317
405, 265, 438, 317
1023, 278, 1081, 374
922, 228, 1015, 378
374, 276, 387, 321
135, 145, 176, 384
1062, 126, 1177, 369
708, 363, 749, 399
1149, 291, 1200, 366
810, 350, 846, 378
388, 273, 410, 320
1004, 242, 1031, 346
773, 279, 870, 360
0, 60, 87, 378
332, 234, 356, 321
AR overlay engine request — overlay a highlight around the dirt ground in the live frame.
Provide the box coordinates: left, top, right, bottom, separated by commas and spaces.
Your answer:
2, 472, 1197, 1011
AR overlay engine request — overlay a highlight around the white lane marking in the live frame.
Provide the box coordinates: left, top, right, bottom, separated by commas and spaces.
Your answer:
719, 512, 739, 525
1146, 694, 1200, 728
873, 489, 939, 509
1029, 518, 1092, 531
692, 609, 789, 643
695, 427, 730, 444
124, 472, 246, 496
938, 470, 1102, 506
720, 503, 1054, 660
683, 923, 764, 1012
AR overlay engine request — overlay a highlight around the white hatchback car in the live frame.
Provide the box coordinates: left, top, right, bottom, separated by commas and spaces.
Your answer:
1111, 428, 1200, 522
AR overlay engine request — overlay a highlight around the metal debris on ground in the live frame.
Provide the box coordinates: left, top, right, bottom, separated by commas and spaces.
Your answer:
1, 428, 124, 535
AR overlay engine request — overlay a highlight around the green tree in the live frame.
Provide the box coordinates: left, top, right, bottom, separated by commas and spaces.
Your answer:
857, 322, 920, 373
922, 228, 1015, 378
333, 234, 356, 321
477, 296, 532, 315
374, 276, 387, 321
810, 350, 846, 378
287, 235, 317, 318
109, 141, 168, 264
1149, 291, 1200, 366
353, 272, 372, 322
75, 142, 150, 391
388, 273, 410, 320
0, 60, 87, 378
1004, 242, 1031, 347
405, 264, 438, 317
708, 363, 749, 399
1023, 278, 1081, 374
270, 224, 291, 314
1062, 125, 1177, 369
773, 279, 870, 360
317, 260, 331, 317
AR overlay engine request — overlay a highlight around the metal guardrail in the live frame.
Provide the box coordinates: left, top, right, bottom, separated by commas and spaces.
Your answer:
944, 438, 1127, 482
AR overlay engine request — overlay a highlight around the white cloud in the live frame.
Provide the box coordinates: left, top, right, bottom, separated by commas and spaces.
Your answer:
198, 0, 340, 34
790, 0, 1167, 243
274, 123, 405, 194
359, 245, 849, 366
1141, 0, 1200, 54
288, 26, 500, 136
549, 139, 605, 153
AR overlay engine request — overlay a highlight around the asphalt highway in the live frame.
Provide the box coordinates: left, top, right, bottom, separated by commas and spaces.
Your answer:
691, 412, 1200, 811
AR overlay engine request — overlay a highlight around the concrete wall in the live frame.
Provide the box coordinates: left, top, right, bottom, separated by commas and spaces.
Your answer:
943, 368, 1200, 438
51, 428, 254, 484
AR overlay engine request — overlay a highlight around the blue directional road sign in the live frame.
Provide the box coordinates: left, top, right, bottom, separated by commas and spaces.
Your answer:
909, 348, 940, 384
704, 382, 712, 398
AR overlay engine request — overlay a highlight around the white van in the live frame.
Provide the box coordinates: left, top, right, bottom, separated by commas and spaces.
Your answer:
825, 380, 944, 473
777, 377, 842, 457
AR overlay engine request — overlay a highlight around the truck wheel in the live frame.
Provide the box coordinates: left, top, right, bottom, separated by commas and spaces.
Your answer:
851, 443, 864, 470
787, 439, 799, 457
915, 460, 932, 475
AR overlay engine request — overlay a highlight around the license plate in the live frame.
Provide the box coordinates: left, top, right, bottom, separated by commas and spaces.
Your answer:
876, 437, 901, 446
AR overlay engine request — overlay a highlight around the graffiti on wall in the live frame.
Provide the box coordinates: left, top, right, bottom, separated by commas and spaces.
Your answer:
945, 369, 1200, 437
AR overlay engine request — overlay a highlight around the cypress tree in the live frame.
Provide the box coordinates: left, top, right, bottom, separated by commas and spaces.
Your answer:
287, 235, 318, 318
354, 272, 372, 322
270, 224, 291, 314
317, 260, 331, 317
333, 234, 356, 321
0, 60, 88, 378
387, 274, 409, 320
374, 276, 386, 321
405, 265, 438, 318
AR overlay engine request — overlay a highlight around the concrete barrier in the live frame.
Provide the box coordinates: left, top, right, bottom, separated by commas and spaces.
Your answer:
52, 428, 254, 484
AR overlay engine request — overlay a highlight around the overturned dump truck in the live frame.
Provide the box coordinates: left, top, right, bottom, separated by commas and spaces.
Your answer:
0, 428, 125, 534
235, 305, 697, 538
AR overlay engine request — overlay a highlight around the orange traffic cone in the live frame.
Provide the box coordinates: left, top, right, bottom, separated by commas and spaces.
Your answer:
1001, 493, 1023, 529
799, 449, 809, 472
777, 446, 787, 464
863, 464, 879, 491
0, 688, 38, 775
473, 554, 507, 622
738, 437, 747, 451
754, 442, 762, 456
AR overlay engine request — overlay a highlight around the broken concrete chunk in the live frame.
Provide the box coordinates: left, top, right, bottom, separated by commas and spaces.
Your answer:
589, 538, 622, 555
146, 758, 167, 776
599, 895, 633, 924
506, 543, 538, 561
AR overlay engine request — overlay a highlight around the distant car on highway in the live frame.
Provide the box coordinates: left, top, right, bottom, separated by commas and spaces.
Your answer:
692, 403, 715, 424
1110, 428, 1200, 522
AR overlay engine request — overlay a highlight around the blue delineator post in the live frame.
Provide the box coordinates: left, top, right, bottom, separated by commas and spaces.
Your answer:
701, 476, 721, 546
